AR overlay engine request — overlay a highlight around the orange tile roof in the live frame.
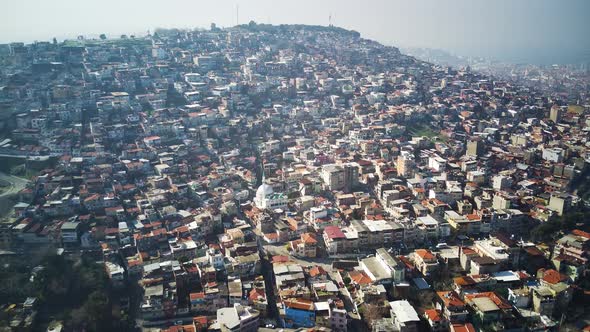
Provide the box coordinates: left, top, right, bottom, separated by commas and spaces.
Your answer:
398, 255, 415, 269
163, 325, 196, 332
461, 247, 477, 255
152, 228, 166, 236
424, 308, 443, 322
249, 288, 266, 301
437, 291, 465, 308
451, 323, 476, 332
348, 270, 372, 285
264, 233, 278, 239
272, 255, 290, 263
193, 316, 207, 327
464, 292, 511, 310
415, 249, 436, 260
540, 269, 568, 284
572, 229, 590, 239
454, 276, 476, 287
308, 266, 327, 277
283, 298, 314, 311
301, 232, 318, 244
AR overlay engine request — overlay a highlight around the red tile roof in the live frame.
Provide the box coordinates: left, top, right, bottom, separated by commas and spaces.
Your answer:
348, 270, 372, 285
572, 229, 590, 239
193, 316, 207, 328
264, 232, 278, 240
424, 308, 443, 322
301, 232, 318, 244
272, 255, 290, 263
451, 323, 476, 332
415, 249, 436, 260
190, 292, 205, 301
437, 291, 465, 308
249, 288, 266, 301
283, 298, 314, 311
540, 269, 568, 284
163, 325, 195, 332
398, 255, 415, 269
323, 226, 345, 239
454, 276, 476, 287
461, 247, 477, 255
308, 266, 327, 277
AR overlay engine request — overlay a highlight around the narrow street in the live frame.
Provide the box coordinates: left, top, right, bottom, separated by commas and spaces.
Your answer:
258, 237, 280, 326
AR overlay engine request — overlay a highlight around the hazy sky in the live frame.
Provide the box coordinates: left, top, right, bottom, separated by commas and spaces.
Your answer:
1, 0, 589, 64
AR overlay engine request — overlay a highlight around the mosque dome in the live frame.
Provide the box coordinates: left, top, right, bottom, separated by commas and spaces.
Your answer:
256, 182, 274, 199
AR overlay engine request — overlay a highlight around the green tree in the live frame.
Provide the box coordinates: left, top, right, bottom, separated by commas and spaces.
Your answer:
343, 276, 352, 285
178, 256, 190, 264
69, 291, 111, 331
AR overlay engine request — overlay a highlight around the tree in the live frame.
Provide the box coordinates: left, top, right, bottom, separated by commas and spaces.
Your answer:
99, 34, 107, 40
178, 256, 190, 264
531, 221, 560, 241
0, 256, 32, 304
69, 291, 111, 331
29, 253, 112, 330
343, 276, 352, 285
360, 303, 389, 328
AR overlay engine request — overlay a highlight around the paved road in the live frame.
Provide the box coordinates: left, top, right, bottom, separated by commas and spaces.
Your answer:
0, 172, 29, 198
0, 154, 51, 160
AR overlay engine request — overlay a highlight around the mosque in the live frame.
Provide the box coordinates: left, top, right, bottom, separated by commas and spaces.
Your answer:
254, 180, 288, 210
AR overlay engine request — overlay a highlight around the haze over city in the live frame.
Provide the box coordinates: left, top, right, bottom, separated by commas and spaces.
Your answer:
1, 0, 590, 64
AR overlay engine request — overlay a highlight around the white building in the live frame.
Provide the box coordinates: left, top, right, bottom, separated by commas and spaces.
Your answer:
428, 155, 447, 172
216, 303, 260, 332
254, 181, 287, 210
416, 215, 451, 239
492, 175, 512, 190
390, 300, 420, 332
542, 147, 565, 163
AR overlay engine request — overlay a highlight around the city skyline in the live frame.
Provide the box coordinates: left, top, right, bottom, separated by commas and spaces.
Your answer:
1, 0, 589, 64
